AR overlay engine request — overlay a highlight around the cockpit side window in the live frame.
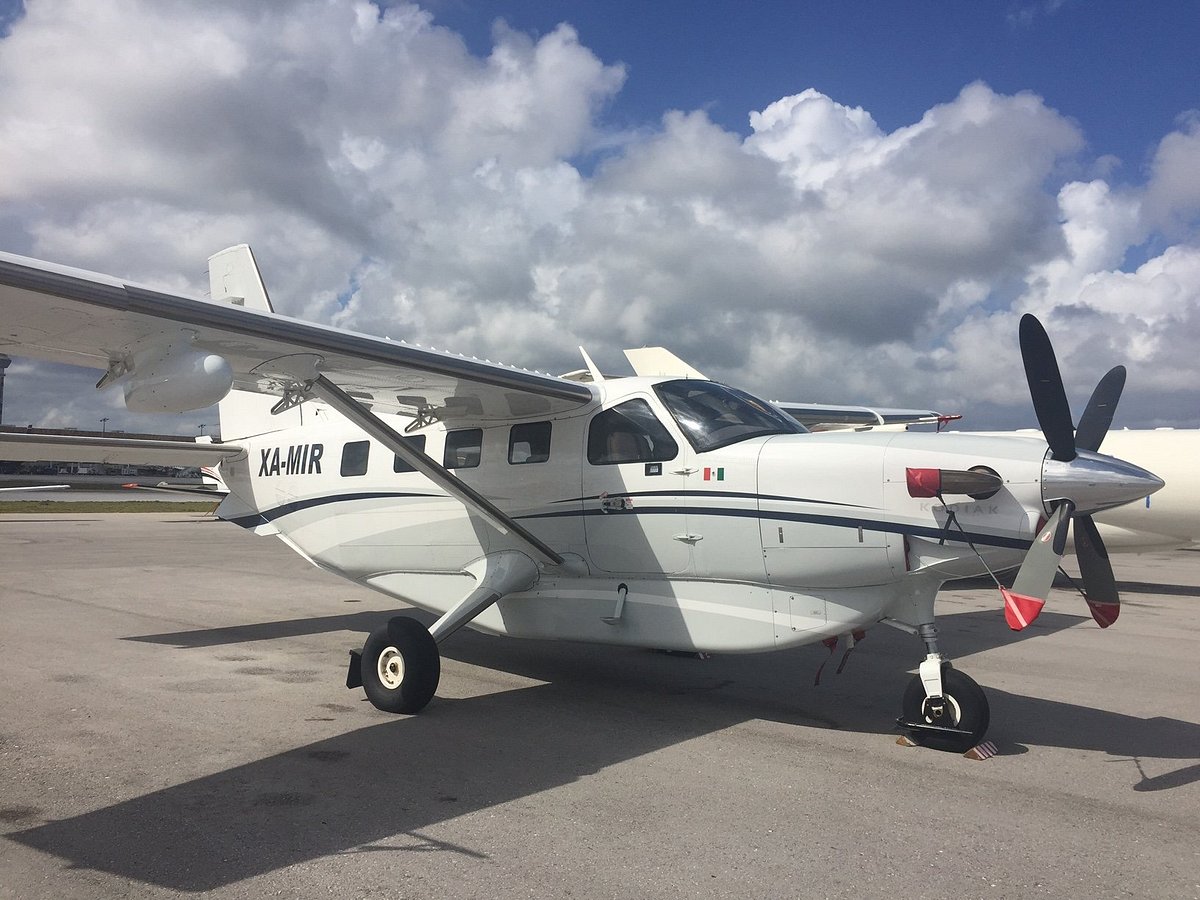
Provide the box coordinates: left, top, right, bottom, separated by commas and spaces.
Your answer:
587, 399, 679, 465
654, 380, 805, 452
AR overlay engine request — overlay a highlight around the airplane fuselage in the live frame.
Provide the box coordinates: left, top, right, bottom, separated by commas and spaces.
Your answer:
213, 378, 1064, 654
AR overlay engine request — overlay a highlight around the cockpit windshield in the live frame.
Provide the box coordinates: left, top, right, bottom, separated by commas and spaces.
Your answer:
653, 380, 807, 452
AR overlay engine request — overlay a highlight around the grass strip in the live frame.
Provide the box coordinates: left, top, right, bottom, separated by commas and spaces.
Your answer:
0, 500, 219, 514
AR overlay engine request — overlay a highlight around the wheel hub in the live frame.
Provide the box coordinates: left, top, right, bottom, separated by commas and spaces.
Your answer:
377, 646, 405, 689
921, 694, 962, 726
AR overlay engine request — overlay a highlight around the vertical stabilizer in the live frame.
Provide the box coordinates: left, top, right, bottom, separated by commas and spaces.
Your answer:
208, 245, 299, 438
623, 347, 708, 379
208, 244, 274, 312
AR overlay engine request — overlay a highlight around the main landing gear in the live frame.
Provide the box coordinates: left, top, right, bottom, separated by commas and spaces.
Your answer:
346, 616, 441, 714
892, 621, 990, 753
346, 551, 541, 715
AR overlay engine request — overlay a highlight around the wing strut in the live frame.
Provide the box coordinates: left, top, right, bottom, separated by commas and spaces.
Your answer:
276, 363, 564, 566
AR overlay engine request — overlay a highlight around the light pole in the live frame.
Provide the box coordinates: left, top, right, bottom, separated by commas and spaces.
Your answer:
100, 417, 109, 434
0, 355, 11, 426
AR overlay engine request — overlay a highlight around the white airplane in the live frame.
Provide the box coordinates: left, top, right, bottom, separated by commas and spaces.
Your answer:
1086, 429, 1197, 550
0, 246, 1165, 753
628, 349, 1199, 552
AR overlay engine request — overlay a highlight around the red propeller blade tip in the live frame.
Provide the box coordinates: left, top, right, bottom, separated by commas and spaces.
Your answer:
1001, 588, 1046, 631
1086, 599, 1120, 629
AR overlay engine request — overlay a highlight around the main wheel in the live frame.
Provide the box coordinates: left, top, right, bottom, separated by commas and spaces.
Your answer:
901, 665, 990, 752
360, 616, 440, 714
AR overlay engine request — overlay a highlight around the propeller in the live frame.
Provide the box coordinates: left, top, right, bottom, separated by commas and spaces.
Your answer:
1006, 315, 1128, 630
1075, 365, 1126, 453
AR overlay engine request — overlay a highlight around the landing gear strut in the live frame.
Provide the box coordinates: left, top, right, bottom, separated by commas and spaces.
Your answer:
345, 552, 540, 714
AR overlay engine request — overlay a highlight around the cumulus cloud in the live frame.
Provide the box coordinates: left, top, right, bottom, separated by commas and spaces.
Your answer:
0, 0, 1196, 435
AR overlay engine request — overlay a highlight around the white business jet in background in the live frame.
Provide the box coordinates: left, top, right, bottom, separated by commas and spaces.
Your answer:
0, 246, 1163, 752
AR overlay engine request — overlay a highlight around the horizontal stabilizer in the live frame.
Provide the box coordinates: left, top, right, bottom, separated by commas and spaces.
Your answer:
0, 431, 243, 467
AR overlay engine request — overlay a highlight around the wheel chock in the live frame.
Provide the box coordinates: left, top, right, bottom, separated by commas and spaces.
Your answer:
345, 649, 363, 690
963, 741, 998, 761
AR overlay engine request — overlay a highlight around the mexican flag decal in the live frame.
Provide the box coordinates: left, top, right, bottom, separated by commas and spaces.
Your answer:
703, 467, 724, 481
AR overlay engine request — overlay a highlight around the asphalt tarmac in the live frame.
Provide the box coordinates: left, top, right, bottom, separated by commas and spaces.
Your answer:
1, 514, 1197, 899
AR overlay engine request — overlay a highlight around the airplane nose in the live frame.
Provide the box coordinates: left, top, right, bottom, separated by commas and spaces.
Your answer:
1041, 449, 1165, 514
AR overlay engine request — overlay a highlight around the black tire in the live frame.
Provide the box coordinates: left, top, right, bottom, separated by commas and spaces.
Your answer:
901, 665, 990, 753
360, 616, 440, 714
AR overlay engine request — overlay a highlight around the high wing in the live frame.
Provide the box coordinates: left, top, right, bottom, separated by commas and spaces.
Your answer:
0, 251, 596, 423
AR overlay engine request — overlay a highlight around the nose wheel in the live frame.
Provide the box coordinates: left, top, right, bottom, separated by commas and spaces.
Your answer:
899, 665, 990, 752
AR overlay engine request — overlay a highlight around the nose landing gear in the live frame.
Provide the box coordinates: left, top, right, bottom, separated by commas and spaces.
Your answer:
899, 664, 989, 753
885, 618, 991, 753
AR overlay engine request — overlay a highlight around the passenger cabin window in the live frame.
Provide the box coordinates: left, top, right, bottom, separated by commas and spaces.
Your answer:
654, 380, 804, 452
392, 435, 428, 473
341, 440, 370, 476
509, 421, 551, 465
444, 428, 482, 469
588, 399, 679, 465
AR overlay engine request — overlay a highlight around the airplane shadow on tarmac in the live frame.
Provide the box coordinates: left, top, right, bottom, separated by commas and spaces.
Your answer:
123, 602, 1200, 766
10, 606, 1200, 890
10, 681, 733, 891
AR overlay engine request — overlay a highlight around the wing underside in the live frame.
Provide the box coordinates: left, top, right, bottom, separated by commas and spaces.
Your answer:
0, 252, 595, 422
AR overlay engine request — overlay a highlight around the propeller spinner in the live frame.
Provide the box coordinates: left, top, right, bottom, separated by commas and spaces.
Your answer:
1004, 315, 1163, 630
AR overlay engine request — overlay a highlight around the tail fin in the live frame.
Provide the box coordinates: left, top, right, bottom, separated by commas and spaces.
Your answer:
207, 245, 301, 439
208, 244, 273, 311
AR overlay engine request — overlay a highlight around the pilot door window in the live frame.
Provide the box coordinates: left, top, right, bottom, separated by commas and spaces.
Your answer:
508, 421, 551, 464
444, 428, 483, 469
340, 440, 370, 476
587, 399, 679, 465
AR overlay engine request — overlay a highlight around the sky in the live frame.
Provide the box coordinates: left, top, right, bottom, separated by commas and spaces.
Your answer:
0, 0, 1197, 437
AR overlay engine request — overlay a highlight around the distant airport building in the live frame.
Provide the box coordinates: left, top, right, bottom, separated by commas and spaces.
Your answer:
0, 425, 205, 481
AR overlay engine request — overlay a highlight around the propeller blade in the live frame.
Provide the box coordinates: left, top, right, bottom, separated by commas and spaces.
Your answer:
1051, 499, 1075, 555
1003, 502, 1070, 631
1074, 514, 1120, 628
1075, 365, 1126, 453
1019, 314, 1077, 462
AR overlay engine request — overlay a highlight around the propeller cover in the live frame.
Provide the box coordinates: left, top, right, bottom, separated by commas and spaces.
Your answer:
1086, 600, 1120, 628
1002, 587, 1046, 631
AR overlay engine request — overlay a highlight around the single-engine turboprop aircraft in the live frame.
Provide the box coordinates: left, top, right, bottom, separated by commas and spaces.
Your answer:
0, 246, 1164, 752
